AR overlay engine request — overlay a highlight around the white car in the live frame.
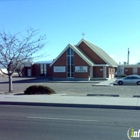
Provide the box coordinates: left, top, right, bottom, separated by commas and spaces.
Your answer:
115, 75, 140, 85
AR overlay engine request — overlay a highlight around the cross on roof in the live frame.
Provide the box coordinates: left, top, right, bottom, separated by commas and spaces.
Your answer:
81, 32, 85, 38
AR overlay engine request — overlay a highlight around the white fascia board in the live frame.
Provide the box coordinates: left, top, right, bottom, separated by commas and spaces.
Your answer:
83, 40, 112, 66
77, 39, 112, 66
118, 65, 140, 68
111, 65, 118, 67
70, 44, 93, 66
93, 64, 109, 66
50, 44, 70, 66
50, 43, 93, 67
76, 38, 84, 46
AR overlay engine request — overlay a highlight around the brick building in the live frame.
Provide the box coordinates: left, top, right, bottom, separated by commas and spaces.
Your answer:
117, 64, 140, 76
23, 39, 118, 80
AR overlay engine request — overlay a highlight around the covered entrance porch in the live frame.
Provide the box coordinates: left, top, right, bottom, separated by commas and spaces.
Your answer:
89, 65, 116, 80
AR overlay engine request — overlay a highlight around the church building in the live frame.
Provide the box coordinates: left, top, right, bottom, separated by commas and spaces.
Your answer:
23, 39, 118, 80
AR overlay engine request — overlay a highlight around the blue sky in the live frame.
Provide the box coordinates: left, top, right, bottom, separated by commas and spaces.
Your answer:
0, 0, 140, 64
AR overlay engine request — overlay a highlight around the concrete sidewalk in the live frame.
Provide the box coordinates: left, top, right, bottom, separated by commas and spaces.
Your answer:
0, 93, 140, 110
94, 78, 116, 86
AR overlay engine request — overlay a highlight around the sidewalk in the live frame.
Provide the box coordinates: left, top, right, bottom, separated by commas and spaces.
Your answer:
0, 93, 140, 110
94, 78, 116, 86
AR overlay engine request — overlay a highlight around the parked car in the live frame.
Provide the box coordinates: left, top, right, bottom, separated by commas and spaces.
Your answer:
115, 75, 140, 85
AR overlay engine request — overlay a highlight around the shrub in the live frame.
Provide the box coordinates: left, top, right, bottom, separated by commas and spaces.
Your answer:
24, 85, 56, 95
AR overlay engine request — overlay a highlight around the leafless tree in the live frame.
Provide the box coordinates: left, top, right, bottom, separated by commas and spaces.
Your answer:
0, 28, 46, 92
14, 62, 25, 77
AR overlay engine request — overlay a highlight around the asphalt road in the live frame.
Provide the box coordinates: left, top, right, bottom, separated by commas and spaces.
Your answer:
0, 77, 140, 97
0, 105, 140, 140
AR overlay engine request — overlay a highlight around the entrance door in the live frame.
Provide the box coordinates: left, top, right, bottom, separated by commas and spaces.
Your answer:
27, 69, 31, 76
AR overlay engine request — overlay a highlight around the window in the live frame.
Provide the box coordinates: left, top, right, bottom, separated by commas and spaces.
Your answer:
67, 47, 74, 78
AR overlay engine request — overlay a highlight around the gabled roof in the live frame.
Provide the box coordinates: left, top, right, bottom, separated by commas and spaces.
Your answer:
77, 39, 118, 67
50, 44, 94, 66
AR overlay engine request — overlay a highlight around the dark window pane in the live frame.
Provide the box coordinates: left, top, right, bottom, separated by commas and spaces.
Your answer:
67, 73, 70, 77
67, 56, 70, 64
67, 65, 70, 72
67, 48, 70, 55
71, 65, 74, 72
71, 48, 74, 55
71, 56, 74, 64
71, 72, 74, 77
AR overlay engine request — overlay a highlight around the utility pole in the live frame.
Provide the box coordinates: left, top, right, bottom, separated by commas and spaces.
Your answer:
127, 48, 130, 64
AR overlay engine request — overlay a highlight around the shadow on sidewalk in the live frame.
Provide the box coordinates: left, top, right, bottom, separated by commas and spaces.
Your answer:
0, 77, 52, 84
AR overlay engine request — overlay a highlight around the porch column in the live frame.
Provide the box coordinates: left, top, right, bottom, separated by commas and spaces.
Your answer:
90, 66, 93, 78
103, 66, 106, 79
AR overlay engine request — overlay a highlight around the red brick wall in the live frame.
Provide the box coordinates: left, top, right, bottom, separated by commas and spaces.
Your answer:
22, 67, 27, 76
52, 73, 66, 78
47, 64, 53, 76
52, 51, 67, 78
124, 67, 133, 75
74, 52, 90, 78
32, 64, 40, 76
93, 67, 103, 78
22, 67, 32, 76
52, 52, 66, 66
78, 42, 106, 64
74, 52, 89, 66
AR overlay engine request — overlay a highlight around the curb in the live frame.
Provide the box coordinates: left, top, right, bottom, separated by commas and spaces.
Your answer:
87, 94, 119, 97
0, 101, 139, 110
92, 84, 114, 86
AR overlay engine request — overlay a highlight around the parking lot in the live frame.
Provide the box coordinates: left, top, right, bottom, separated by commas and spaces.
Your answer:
0, 77, 140, 97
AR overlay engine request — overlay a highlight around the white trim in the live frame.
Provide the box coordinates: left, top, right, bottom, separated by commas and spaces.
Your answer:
118, 64, 140, 68
71, 44, 93, 66
93, 64, 109, 66
90, 66, 93, 78
50, 44, 93, 67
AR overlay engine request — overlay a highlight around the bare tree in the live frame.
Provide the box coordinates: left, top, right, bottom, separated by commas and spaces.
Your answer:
14, 61, 25, 77
14, 59, 33, 77
0, 28, 46, 92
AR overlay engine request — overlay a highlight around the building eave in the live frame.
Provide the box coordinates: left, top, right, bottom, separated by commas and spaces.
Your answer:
50, 44, 94, 67
76, 38, 118, 67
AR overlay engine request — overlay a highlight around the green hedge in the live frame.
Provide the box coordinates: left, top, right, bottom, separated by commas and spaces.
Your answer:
24, 85, 56, 95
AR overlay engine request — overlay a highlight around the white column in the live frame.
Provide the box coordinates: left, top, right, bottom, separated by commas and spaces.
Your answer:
103, 66, 106, 79
90, 66, 93, 78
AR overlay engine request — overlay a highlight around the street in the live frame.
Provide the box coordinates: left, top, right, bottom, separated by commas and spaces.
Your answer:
0, 105, 140, 140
